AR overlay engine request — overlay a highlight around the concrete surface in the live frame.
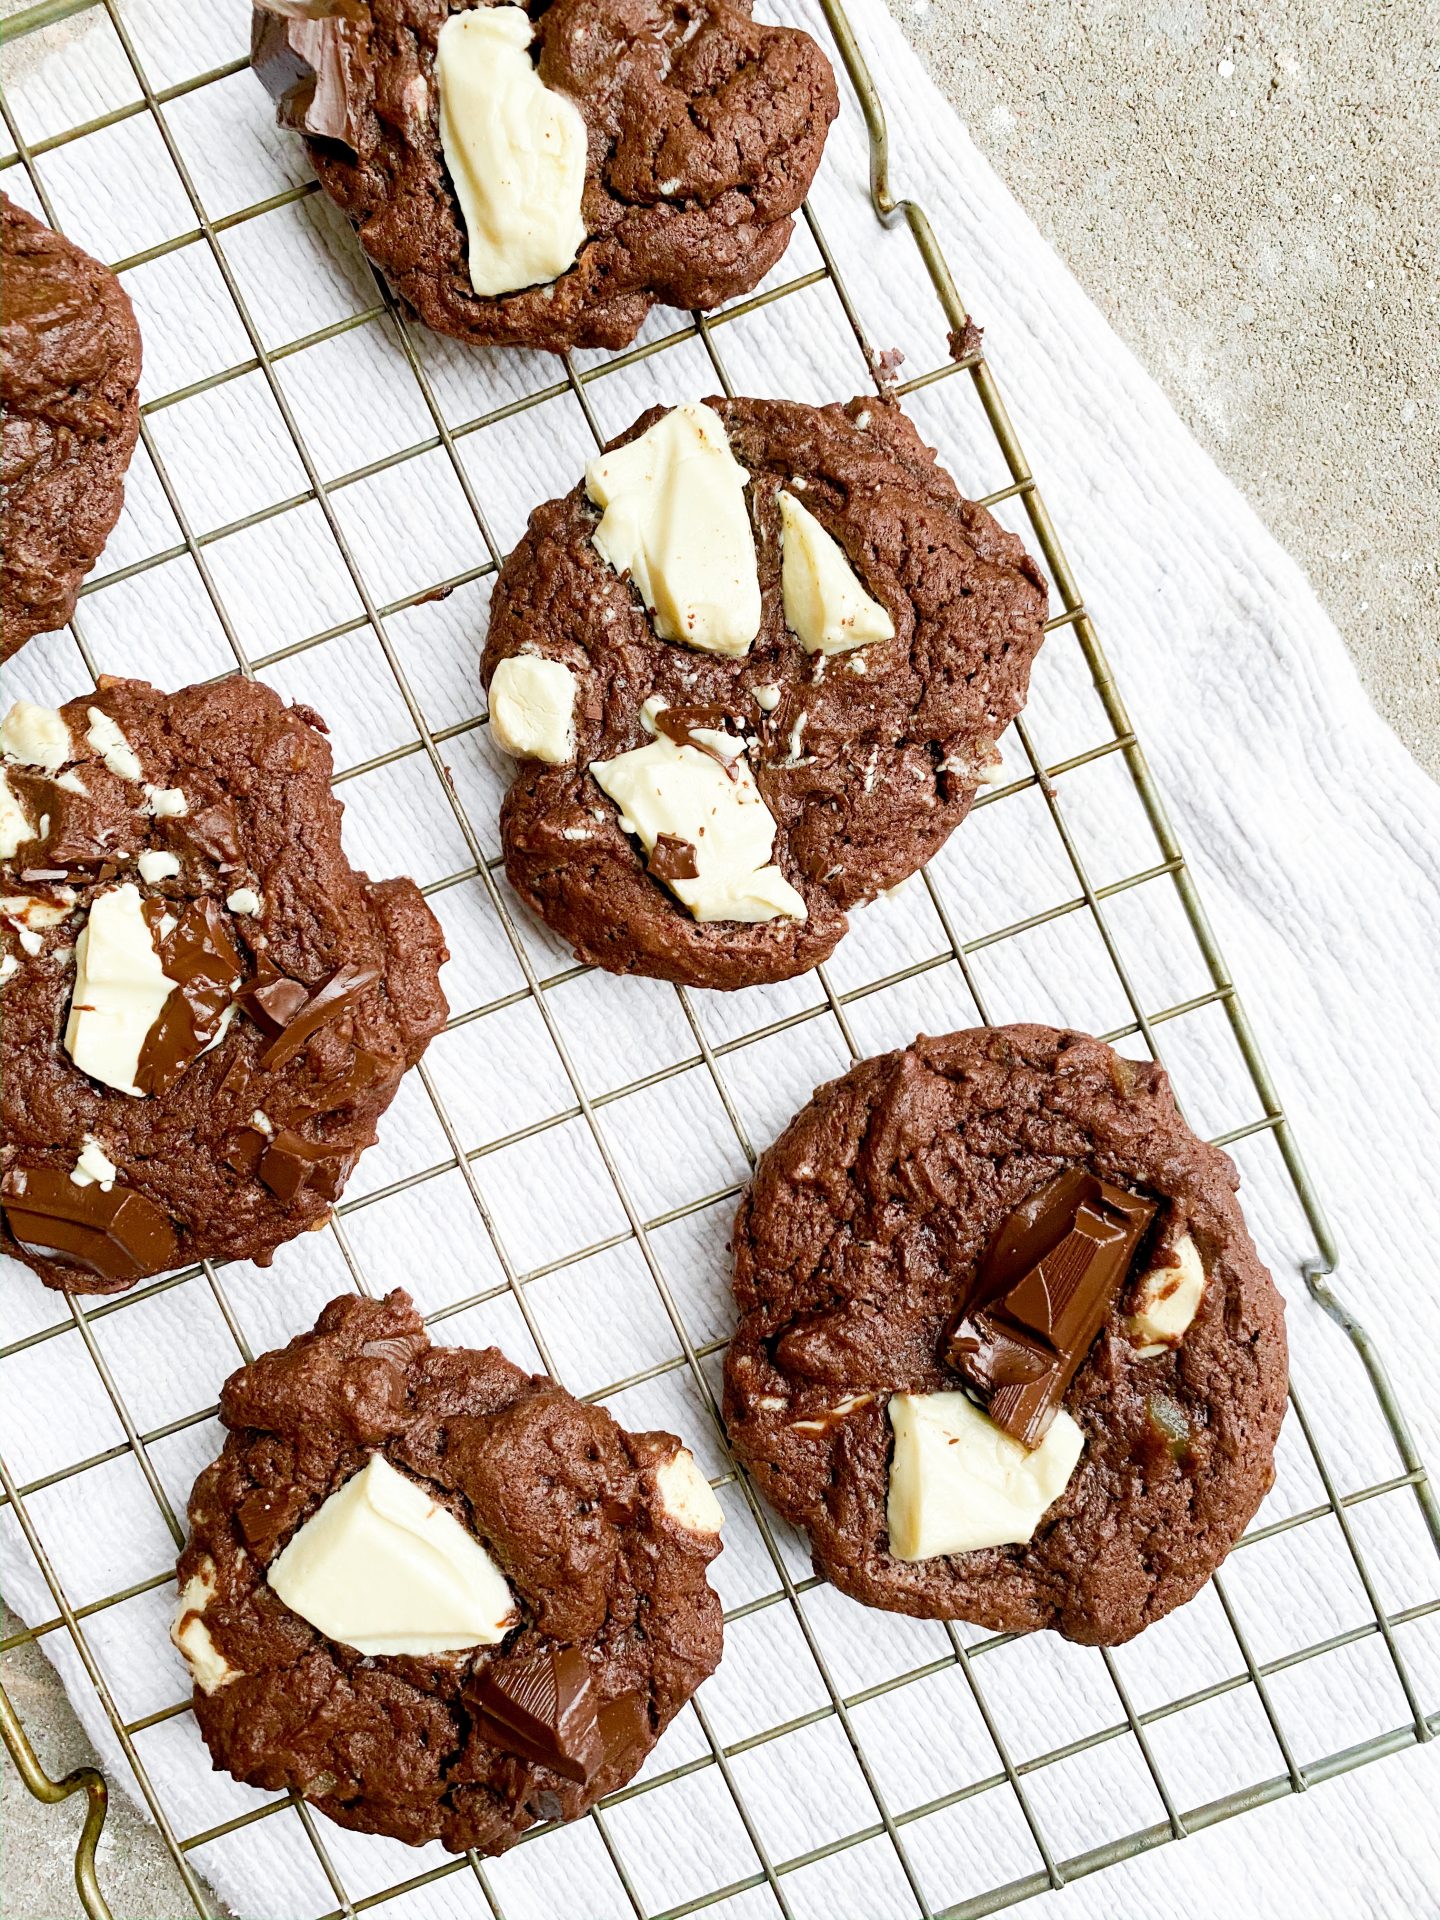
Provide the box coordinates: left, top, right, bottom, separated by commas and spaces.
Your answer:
2, 4, 1437, 1919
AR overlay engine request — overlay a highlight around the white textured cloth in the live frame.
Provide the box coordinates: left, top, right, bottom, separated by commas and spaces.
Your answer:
2, 0, 1438, 1915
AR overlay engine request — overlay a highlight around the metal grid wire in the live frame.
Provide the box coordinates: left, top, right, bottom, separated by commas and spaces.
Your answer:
1, 1, 1438, 1915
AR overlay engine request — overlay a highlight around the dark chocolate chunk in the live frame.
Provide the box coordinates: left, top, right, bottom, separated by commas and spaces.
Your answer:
257, 1128, 355, 1205
137, 898, 245, 1096
236, 1483, 312, 1560
1, 1166, 179, 1284
241, 961, 311, 1034
654, 704, 745, 777
252, 0, 372, 154
648, 834, 699, 883
595, 1689, 650, 1777
171, 800, 242, 871
943, 1168, 1157, 1448
224, 1127, 269, 1175
257, 961, 380, 1071
470, 1647, 605, 1785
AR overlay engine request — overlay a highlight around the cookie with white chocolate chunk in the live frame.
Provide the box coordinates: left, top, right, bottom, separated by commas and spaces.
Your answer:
722, 1025, 1288, 1644
174, 1289, 724, 1852
483, 396, 1049, 989
0, 679, 447, 1294
250, 0, 837, 354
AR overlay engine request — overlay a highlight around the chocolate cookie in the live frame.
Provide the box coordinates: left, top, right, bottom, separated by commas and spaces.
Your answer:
722, 1026, 1288, 1645
172, 1289, 725, 1851
482, 396, 1049, 990
0, 678, 447, 1295
251, 0, 838, 354
2, 194, 142, 660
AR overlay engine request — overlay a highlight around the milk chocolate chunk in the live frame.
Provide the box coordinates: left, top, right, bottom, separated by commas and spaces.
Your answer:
252, 0, 372, 154
137, 898, 245, 1096
470, 1647, 605, 1785
172, 799, 241, 871
596, 1689, 650, 1777
648, 834, 700, 883
257, 1128, 356, 1205
653, 703, 745, 777
943, 1169, 1157, 1448
256, 960, 380, 1070
1, 1166, 179, 1283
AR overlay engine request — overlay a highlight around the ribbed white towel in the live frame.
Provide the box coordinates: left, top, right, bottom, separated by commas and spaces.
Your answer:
2, 0, 1437, 1914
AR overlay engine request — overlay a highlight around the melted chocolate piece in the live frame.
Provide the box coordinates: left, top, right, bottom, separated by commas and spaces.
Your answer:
237, 1483, 312, 1560
224, 1127, 269, 1175
297, 1046, 386, 1119
595, 1689, 650, 1778
242, 962, 310, 1034
1, 1167, 179, 1284
252, 0, 373, 154
943, 1168, 1157, 1448
172, 800, 242, 871
470, 1647, 605, 1785
137, 899, 245, 1096
648, 834, 699, 883
256, 961, 381, 1071
256, 1128, 356, 1204
653, 704, 745, 778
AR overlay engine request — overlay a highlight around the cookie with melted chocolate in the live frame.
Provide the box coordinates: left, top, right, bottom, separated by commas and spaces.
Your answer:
0, 677, 447, 1294
2, 194, 142, 660
175, 1290, 724, 1851
250, 0, 838, 354
484, 396, 1049, 990
723, 1026, 1288, 1644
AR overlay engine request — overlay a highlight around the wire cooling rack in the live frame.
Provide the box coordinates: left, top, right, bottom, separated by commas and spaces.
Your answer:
2, 2, 1439, 1916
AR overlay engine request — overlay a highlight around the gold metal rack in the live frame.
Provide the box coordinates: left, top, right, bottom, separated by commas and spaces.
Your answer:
1, 1, 1436, 1915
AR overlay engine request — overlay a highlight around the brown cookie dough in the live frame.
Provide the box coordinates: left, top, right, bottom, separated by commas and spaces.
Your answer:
483, 396, 1049, 990
0, 678, 448, 1295
173, 1289, 725, 1851
251, 0, 838, 354
722, 1026, 1288, 1645
2, 194, 142, 660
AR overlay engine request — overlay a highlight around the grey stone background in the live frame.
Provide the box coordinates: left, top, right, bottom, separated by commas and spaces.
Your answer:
4, 2, 1437, 1918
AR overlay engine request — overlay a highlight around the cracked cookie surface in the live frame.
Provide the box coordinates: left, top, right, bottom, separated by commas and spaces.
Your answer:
0, 677, 447, 1294
722, 1026, 1288, 1644
483, 395, 1049, 989
2, 194, 142, 660
176, 1290, 724, 1851
277, 0, 838, 353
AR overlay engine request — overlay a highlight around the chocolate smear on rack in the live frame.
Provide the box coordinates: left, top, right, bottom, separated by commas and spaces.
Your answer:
470, 1648, 606, 1784
251, 0, 373, 154
648, 834, 699, 883
137, 898, 244, 1096
943, 1168, 1156, 1448
1, 1166, 179, 1285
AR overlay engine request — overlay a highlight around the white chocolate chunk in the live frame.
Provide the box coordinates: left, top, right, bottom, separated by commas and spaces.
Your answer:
138, 850, 181, 883
488, 656, 577, 764
52, 769, 88, 796
70, 1136, 119, 1190
789, 1392, 876, 1435
436, 5, 588, 298
1126, 1233, 1206, 1356
591, 731, 806, 924
86, 708, 142, 782
886, 1392, 1084, 1560
144, 784, 188, 817
63, 884, 176, 1098
226, 887, 262, 916
654, 1448, 724, 1535
1, 893, 71, 931
586, 404, 761, 658
267, 1453, 517, 1656
0, 772, 34, 859
170, 1558, 241, 1695
0, 953, 17, 985
2, 700, 71, 769
778, 489, 895, 655
754, 684, 781, 712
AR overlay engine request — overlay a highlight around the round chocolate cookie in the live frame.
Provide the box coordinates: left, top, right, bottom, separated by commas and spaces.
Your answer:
2, 193, 142, 660
251, 0, 838, 354
482, 395, 1049, 990
173, 1289, 725, 1851
0, 678, 448, 1295
722, 1026, 1288, 1645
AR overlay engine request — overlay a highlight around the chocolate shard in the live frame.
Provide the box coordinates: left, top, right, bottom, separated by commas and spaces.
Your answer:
942, 1168, 1157, 1449
224, 1126, 269, 1175
236, 1482, 311, 1559
648, 833, 699, 882
2, 1167, 179, 1285
171, 799, 242, 872
595, 1688, 650, 1780
252, 0, 373, 154
470, 1647, 605, 1785
257, 1127, 357, 1205
255, 960, 381, 1071
137, 898, 245, 1096
653, 704, 745, 777
241, 960, 310, 1034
